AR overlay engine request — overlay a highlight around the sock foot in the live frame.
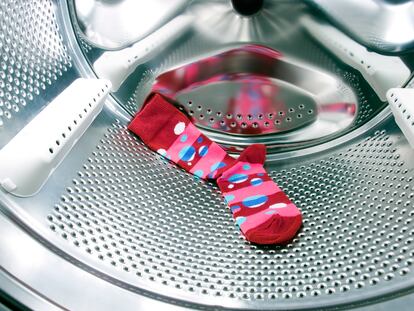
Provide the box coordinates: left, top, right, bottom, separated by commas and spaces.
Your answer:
218, 145, 302, 245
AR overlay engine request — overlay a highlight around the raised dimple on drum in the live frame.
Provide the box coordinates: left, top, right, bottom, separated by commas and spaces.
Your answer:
48, 122, 414, 305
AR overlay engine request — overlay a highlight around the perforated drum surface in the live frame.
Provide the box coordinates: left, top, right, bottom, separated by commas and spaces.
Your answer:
0, 0, 72, 147
1, 0, 414, 310
45, 119, 414, 308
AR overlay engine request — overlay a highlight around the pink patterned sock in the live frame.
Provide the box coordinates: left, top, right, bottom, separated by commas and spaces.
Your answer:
128, 93, 235, 179
217, 144, 302, 244
128, 93, 302, 244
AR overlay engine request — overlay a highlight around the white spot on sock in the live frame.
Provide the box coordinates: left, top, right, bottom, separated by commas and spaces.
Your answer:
270, 203, 287, 209
188, 162, 192, 166
174, 122, 185, 135
228, 184, 234, 189
157, 148, 167, 156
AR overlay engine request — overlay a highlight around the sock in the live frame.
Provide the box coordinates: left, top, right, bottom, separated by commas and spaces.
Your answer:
217, 144, 302, 244
128, 93, 302, 244
128, 93, 235, 180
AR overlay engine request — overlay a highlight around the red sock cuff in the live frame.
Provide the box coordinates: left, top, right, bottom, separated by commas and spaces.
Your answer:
128, 93, 189, 145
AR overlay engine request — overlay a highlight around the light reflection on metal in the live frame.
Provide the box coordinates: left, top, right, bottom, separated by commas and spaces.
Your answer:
70, 0, 409, 151
306, 0, 414, 54
189, 0, 302, 43
152, 45, 357, 143
74, 0, 188, 50
301, 15, 411, 101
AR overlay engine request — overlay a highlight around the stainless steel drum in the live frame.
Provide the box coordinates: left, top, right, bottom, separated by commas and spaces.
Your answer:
1, 1, 414, 310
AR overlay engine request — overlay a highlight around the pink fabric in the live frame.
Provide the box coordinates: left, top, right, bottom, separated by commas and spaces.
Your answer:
189, 143, 228, 179
128, 92, 302, 245
224, 181, 280, 202
217, 157, 302, 244
166, 123, 202, 163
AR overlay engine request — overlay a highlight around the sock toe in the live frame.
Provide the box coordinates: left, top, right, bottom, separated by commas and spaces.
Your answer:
244, 213, 302, 245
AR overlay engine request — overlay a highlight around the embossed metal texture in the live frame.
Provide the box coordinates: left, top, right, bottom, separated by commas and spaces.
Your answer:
0, 1, 414, 310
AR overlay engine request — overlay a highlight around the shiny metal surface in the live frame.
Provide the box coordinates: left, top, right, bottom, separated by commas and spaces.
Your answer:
0, 267, 64, 311
73, 0, 188, 50
3, 95, 414, 310
189, 0, 303, 43
153, 44, 357, 147
1, 0, 414, 310
0, 0, 72, 148
0, 214, 190, 311
80, 1, 408, 153
306, 0, 414, 54
45, 114, 414, 309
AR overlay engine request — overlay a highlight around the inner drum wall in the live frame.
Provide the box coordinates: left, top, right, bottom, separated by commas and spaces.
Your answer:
49, 119, 414, 307
0, 0, 414, 310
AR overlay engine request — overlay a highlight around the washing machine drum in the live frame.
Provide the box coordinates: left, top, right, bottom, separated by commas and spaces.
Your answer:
0, 1, 414, 310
